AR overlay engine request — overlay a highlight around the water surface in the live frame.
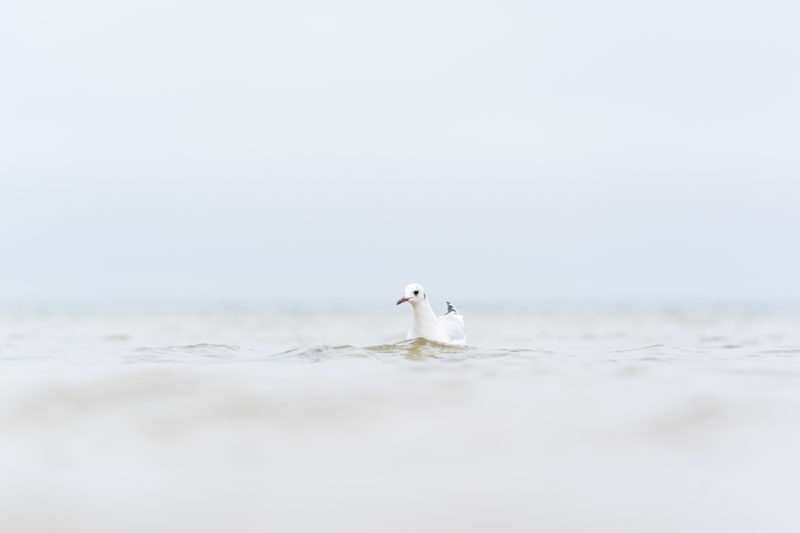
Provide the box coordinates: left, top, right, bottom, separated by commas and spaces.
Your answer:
1, 308, 798, 532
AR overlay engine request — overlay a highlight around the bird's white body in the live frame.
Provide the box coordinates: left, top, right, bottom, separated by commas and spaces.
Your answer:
397, 283, 466, 345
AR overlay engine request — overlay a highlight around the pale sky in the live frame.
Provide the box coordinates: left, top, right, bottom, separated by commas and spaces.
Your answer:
1, 0, 798, 307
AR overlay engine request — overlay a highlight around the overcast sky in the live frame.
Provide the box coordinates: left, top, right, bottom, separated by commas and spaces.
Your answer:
1, 0, 798, 307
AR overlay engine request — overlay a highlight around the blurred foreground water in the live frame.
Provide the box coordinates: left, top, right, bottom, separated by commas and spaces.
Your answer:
1, 307, 799, 532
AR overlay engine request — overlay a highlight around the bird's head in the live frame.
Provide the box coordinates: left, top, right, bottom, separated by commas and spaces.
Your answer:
396, 283, 426, 305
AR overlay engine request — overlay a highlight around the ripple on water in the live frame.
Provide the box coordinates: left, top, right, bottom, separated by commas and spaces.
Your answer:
128, 343, 242, 363
267, 339, 550, 363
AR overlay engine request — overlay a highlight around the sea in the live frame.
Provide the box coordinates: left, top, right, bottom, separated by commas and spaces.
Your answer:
1, 306, 799, 532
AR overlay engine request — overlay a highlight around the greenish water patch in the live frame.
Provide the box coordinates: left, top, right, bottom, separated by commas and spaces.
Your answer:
269, 338, 526, 363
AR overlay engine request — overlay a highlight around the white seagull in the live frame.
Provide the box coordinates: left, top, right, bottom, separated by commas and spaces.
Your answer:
396, 283, 466, 345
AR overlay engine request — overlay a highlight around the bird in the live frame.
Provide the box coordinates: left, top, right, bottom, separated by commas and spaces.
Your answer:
396, 283, 466, 345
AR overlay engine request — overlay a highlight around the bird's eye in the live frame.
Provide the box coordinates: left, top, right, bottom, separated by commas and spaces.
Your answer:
413, 290, 419, 296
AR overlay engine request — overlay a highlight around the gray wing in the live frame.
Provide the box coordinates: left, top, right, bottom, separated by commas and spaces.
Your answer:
439, 302, 466, 345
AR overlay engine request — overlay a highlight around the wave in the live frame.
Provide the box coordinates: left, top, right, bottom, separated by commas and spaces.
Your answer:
128, 343, 242, 362
265, 338, 555, 363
